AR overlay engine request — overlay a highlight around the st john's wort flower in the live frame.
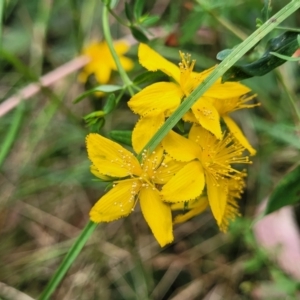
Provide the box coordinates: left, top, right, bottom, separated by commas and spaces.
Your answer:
128, 43, 251, 143
86, 133, 184, 247
79, 40, 134, 84
160, 124, 251, 228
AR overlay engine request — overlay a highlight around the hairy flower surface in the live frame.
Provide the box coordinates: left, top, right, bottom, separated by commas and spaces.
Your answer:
79, 40, 133, 84
161, 124, 251, 227
128, 43, 250, 143
86, 133, 184, 247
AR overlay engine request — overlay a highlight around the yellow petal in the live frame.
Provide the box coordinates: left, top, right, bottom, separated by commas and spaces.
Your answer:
119, 56, 134, 71
142, 145, 164, 174
173, 197, 209, 224
94, 65, 112, 84
154, 158, 187, 184
205, 81, 251, 99
114, 40, 130, 55
182, 111, 198, 123
162, 130, 200, 162
90, 180, 140, 222
128, 82, 183, 116
90, 165, 113, 181
188, 123, 211, 148
161, 161, 205, 202
223, 115, 256, 155
86, 133, 142, 177
139, 187, 173, 247
132, 113, 165, 154
139, 43, 180, 83
191, 98, 222, 139
206, 175, 228, 226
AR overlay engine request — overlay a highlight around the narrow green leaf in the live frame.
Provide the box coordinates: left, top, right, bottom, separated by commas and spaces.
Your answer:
109, 130, 132, 146
297, 34, 300, 46
103, 93, 117, 114
125, 2, 134, 23
83, 111, 106, 120
269, 51, 300, 61
0, 102, 24, 169
133, 0, 144, 20
222, 31, 300, 82
130, 26, 149, 43
38, 221, 98, 300
73, 85, 122, 103
264, 165, 300, 215
140, 15, 160, 27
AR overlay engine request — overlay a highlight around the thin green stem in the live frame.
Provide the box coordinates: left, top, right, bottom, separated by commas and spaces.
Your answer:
38, 1, 300, 299
198, 0, 247, 40
0, 102, 24, 170
38, 221, 97, 300
137, 0, 300, 159
108, 6, 129, 27
102, 4, 134, 96
275, 26, 300, 32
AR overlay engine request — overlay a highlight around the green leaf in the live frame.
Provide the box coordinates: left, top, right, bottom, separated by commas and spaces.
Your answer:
216, 49, 234, 61
297, 34, 300, 46
140, 15, 160, 27
109, 130, 132, 146
73, 85, 122, 103
130, 26, 149, 43
133, 0, 144, 20
222, 31, 300, 82
256, 18, 263, 28
83, 111, 106, 121
269, 51, 300, 61
103, 94, 117, 114
125, 2, 134, 23
175, 119, 185, 133
133, 70, 166, 86
264, 165, 300, 215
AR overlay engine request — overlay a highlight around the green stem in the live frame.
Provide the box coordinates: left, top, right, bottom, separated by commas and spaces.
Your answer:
108, 6, 129, 27
0, 102, 24, 170
275, 26, 300, 32
38, 221, 97, 300
137, 0, 300, 159
38, 1, 300, 299
102, 4, 134, 96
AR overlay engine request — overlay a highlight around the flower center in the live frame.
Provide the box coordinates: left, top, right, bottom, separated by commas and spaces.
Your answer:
179, 51, 196, 96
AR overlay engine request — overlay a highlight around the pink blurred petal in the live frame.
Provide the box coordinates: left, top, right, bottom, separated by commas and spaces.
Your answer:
254, 200, 300, 280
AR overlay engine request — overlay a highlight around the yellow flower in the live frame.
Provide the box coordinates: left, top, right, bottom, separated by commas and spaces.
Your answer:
128, 43, 250, 143
79, 40, 134, 84
183, 95, 259, 155
86, 133, 184, 247
171, 173, 246, 231
160, 124, 251, 227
